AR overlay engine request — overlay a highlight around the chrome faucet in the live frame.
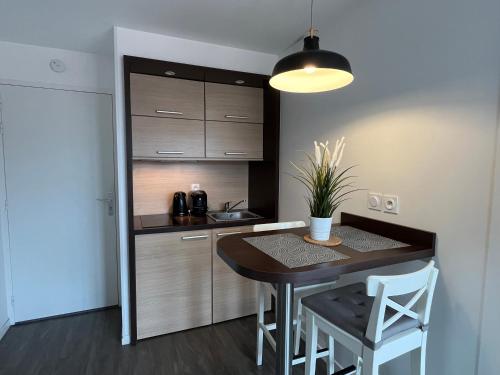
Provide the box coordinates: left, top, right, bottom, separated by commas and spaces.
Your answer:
224, 199, 246, 213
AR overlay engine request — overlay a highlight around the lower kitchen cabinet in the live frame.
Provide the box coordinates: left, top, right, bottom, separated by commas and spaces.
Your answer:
135, 230, 212, 339
212, 226, 268, 323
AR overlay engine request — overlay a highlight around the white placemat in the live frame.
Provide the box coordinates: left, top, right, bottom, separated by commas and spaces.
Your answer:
243, 233, 349, 268
332, 226, 409, 252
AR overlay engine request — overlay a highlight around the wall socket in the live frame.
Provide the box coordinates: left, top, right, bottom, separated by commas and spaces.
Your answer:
191, 183, 200, 191
382, 194, 399, 214
367, 192, 383, 211
367, 192, 400, 214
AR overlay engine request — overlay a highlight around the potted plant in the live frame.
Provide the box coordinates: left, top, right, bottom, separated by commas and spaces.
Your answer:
291, 137, 360, 241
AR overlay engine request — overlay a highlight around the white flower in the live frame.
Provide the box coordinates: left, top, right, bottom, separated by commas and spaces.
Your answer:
335, 142, 346, 168
319, 141, 331, 168
314, 137, 346, 169
314, 141, 321, 166
330, 137, 345, 168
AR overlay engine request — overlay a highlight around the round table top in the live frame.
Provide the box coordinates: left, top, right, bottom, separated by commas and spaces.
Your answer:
216, 226, 433, 284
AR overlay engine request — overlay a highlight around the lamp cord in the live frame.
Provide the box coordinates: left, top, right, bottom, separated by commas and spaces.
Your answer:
309, 0, 317, 37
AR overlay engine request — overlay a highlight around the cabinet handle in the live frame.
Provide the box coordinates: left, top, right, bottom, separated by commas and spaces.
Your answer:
157, 151, 184, 155
156, 109, 183, 115
217, 231, 243, 237
224, 152, 248, 156
181, 234, 209, 241
224, 115, 249, 119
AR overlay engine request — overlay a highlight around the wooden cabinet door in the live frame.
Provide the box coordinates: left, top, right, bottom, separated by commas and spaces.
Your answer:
205, 82, 263, 123
132, 116, 205, 159
212, 226, 261, 323
135, 230, 212, 339
130, 73, 204, 120
206, 121, 263, 160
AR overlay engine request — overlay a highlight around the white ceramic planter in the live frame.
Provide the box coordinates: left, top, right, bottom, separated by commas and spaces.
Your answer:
309, 216, 333, 241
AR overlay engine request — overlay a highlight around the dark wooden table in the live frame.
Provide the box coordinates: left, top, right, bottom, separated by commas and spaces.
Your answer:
217, 213, 436, 375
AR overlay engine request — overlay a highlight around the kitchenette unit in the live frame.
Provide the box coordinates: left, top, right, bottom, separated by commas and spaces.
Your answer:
124, 56, 280, 343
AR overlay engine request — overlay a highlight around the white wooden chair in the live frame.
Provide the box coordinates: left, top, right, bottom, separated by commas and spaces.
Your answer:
303, 260, 439, 375
254, 221, 337, 372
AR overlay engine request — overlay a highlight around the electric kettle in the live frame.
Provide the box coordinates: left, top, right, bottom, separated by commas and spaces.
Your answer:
172, 191, 188, 216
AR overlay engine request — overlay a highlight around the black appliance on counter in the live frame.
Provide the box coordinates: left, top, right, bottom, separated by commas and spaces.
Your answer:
172, 191, 188, 216
190, 190, 208, 216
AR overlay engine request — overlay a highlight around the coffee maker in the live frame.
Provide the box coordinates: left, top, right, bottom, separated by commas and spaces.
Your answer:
190, 190, 207, 216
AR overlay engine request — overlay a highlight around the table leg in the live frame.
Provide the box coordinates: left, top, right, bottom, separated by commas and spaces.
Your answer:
275, 283, 294, 375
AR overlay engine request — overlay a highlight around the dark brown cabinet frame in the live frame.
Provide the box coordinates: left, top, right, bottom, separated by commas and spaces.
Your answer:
123, 55, 280, 344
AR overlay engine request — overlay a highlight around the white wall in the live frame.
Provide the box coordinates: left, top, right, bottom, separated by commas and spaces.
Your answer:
113, 26, 278, 344
279, 0, 500, 374
0, 217, 7, 340
477, 101, 500, 374
0, 40, 114, 336
0, 40, 113, 93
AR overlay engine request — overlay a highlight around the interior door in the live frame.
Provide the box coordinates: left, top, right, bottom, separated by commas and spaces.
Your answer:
0, 85, 118, 322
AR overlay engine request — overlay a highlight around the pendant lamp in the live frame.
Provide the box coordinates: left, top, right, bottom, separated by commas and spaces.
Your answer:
270, 0, 354, 93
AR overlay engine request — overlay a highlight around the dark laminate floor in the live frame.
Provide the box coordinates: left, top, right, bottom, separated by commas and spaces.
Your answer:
0, 308, 327, 375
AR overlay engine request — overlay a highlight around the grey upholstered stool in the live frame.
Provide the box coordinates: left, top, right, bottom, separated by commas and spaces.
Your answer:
302, 261, 439, 375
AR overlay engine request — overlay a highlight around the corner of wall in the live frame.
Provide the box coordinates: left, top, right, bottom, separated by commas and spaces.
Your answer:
0, 318, 10, 341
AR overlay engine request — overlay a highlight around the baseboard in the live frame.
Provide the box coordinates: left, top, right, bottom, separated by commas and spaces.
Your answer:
0, 318, 10, 341
15, 305, 119, 325
122, 334, 131, 345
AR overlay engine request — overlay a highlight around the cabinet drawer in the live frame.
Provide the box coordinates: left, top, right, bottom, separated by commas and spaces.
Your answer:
205, 82, 263, 123
135, 230, 212, 339
212, 226, 259, 323
206, 121, 263, 159
130, 73, 204, 120
132, 116, 205, 159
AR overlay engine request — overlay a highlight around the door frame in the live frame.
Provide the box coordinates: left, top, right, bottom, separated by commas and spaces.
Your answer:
0, 80, 118, 325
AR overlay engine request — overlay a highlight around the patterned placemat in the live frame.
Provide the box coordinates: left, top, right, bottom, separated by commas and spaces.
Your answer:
243, 233, 349, 268
332, 226, 409, 252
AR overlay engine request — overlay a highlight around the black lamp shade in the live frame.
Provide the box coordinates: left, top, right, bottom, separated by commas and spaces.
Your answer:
270, 36, 354, 93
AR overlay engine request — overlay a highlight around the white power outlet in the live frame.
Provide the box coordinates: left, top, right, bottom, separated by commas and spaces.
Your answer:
367, 192, 383, 211
383, 195, 399, 214
191, 183, 200, 191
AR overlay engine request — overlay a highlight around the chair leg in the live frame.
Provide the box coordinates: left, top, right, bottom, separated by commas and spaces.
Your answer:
362, 349, 378, 375
328, 335, 335, 375
256, 282, 265, 366
355, 356, 362, 375
294, 298, 303, 355
411, 332, 427, 375
305, 312, 318, 375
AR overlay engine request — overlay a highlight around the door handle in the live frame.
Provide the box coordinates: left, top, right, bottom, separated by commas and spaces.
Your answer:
224, 115, 249, 119
217, 231, 243, 237
181, 234, 209, 241
157, 151, 184, 155
156, 110, 183, 115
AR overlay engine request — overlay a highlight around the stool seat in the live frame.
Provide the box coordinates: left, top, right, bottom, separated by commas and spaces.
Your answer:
302, 283, 420, 350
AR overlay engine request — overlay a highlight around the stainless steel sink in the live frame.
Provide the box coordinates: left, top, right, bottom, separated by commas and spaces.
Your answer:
207, 210, 262, 222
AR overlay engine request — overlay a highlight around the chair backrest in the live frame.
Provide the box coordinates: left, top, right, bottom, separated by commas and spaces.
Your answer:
253, 221, 306, 232
365, 261, 439, 345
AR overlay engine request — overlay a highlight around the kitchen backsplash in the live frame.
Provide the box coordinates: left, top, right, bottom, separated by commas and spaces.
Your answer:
133, 161, 249, 215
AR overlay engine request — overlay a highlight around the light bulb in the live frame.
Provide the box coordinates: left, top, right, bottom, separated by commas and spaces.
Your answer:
304, 65, 317, 74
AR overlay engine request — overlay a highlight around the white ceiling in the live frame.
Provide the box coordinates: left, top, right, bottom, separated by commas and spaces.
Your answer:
0, 0, 349, 55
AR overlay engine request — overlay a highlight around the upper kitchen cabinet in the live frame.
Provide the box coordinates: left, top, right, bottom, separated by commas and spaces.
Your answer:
130, 73, 204, 120
206, 122, 263, 159
132, 116, 205, 159
205, 82, 263, 123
